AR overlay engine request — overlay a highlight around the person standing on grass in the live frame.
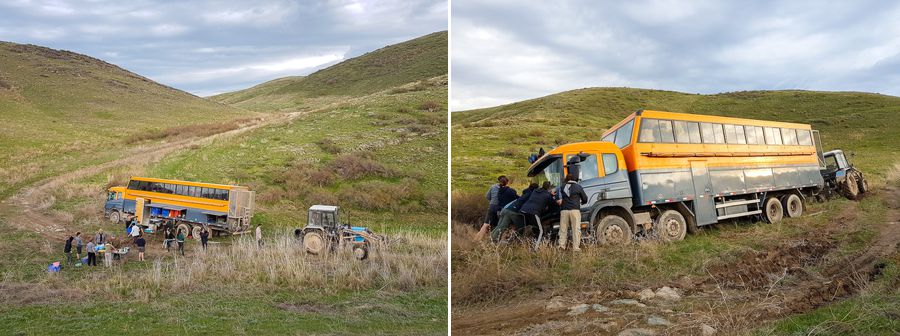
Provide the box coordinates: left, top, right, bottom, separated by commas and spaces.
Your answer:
135, 235, 146, 261
64, 235, 74, 266
256, 225, 263, 248
74, 232, 84, 260
103, 242, 115, 267
86, 240, 97, 266
176, 230, 186, 256
200, 228, 209, 251
558, 174, 588, 251
478, 176, 510, 240
94, 229, 105, 245
164, 228, 175, 252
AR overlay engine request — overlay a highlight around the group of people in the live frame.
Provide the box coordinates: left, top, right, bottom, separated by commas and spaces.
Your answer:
479, 173, 588, 251
60, 218, 232, 270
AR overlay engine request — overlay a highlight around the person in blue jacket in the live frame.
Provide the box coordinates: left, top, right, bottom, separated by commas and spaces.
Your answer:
519, 181, 558, 231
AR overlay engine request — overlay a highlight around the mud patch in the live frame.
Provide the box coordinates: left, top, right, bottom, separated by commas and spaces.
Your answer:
704, 239, 834, 289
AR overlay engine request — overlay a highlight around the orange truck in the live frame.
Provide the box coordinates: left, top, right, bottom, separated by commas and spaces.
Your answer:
525, 110, 866, 244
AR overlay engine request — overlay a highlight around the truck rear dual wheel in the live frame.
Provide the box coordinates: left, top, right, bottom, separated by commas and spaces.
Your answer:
657, 210, 687, 242
782, 194, 803, 218
596, 215, 632, 245
764, 197, 784, 223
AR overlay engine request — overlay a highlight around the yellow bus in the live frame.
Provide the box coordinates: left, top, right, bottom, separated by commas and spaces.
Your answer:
526, 110, 825, 244
105, 177, 255, 236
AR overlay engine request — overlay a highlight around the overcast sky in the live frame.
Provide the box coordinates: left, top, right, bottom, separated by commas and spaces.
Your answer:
451, 0, 900, 111
0, 0, 447, 96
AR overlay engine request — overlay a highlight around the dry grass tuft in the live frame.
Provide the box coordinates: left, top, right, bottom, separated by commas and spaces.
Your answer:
451, 191, 487, 225
333, 153, 398, 179
124, 118, 259, 144
84, 232, 446, 299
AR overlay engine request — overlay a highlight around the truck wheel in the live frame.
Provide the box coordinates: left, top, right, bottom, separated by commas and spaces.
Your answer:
176, 223, 192, 238
303, 231, 327, 255
191, 226, 203, 241
596, 215, 632, 245
764, 197, 784, 223
352, 245, 369, 260
783, 194, 803, 218
842, 173, 860, 200
108, 210, 121, 224
657, 210, 687, 242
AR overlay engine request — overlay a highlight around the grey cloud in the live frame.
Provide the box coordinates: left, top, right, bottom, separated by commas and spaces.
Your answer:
0, 0, 447, 95
451, 0, 900, 110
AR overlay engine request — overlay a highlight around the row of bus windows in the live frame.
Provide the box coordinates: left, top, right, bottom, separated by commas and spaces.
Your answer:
127, 180, 229, 201
637, 118, 813, 146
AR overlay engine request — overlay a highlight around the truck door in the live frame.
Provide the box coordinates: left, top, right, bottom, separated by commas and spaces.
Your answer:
689, 161, 717, 226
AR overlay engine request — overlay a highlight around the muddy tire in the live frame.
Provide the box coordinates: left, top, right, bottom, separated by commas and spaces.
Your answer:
857, 173, 869, 194
303, 231, 328, 255
764, 197, 784, 223
108, 210, 121, 224
782, 194, 803, 218
595, 215, 632, 245
842, 172, 860, 200
176, 223, 192, 238
657, 210, 687, 242
191, 225, 203, 241
352, 245, 369, 260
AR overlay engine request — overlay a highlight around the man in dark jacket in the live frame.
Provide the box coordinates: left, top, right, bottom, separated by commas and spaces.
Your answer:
519, 181, 557, 230
558, 174, 589, 251
478, 176, 510, 240
64, 236, 74, 265
491, 183, 537, 242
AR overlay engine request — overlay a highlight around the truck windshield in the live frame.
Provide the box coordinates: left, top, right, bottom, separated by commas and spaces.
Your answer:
531, 157, 563, 187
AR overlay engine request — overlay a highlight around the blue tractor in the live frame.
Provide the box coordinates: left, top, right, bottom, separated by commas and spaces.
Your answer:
294, 205, 382, 260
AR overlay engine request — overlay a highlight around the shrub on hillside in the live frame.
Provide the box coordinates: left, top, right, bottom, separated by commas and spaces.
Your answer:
419, 101, 441, 112
339, 180, 416, 212
333, 153, 397, 179
315, 138, 341, 154
451, 191, 488, 226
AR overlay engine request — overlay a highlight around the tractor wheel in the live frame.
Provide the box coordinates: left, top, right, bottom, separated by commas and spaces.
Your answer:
352, 245, 369, 260
176, 223, 192, 239
764, 197, 784, 223
783, 194, 803, 218
595, 215, 632, 245
108, 210, 121, 224
857, 172, 869, 194
842, 173, 860, 200
303, 231, 327, 255
656, 210, 687, 242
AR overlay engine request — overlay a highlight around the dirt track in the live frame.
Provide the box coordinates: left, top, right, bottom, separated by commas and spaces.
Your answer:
452, 186, 900, 335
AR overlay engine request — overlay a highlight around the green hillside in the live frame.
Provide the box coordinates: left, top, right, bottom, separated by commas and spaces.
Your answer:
0, 42, 255, 197
452, 88, 900, 192
212, 31, 448, 112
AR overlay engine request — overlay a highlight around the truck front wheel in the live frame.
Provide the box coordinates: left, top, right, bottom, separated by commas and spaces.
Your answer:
764, 197, 784, 223
108, 210, 121, 224
596, 215, 632, 245
657, 210, 687, 242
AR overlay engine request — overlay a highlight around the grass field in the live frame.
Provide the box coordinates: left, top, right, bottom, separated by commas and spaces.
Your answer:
450, 88, 900, 335
1, 32, 448, 335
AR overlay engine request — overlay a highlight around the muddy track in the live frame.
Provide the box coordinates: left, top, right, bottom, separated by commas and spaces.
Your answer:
0, 101, 349, 240
452, 186, 900, 335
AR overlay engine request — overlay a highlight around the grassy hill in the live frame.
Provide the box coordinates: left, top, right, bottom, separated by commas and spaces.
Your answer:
451, 88, 900, 335
212, 31, 448, 112
0, 33, 448, 335
0, 41, 256, 198
452, 88, 900, 192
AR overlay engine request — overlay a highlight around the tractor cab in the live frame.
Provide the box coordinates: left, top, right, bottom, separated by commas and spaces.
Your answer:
820, 149, 868, 199
307, 205, 340, 231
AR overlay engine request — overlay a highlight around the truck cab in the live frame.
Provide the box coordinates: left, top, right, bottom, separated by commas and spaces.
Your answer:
526, 142, 635, 241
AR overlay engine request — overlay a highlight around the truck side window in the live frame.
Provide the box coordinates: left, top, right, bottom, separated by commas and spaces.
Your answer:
673, 121, 689, 143
797, 130, 812, 146
712, 124, 725, 144
117, 192, 122, 199
638, 119, 659, 143
724, 124, 737, 144
700, 122, 715, 143
602, 154, 618, 175
566, 154, 599, 180
734, 125, 747, 144
764, 127, 782, 145
107, 192, 115, 201
687, 122, 702, 143
613, 119, 634, 148
781, 128, 798, 145
658, 120, 675, 143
